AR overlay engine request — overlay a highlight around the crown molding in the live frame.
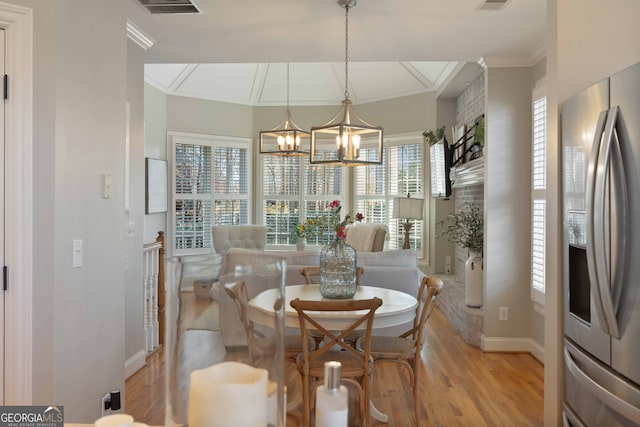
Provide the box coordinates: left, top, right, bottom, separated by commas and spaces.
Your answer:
127, 20, 155, 50
480, 42, 547, 68
529, 41, 547, 65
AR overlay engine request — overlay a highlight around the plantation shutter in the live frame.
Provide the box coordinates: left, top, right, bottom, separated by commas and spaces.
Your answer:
174, 142, 213, 251
531, 81, 547, 306
355, 139, 424, 255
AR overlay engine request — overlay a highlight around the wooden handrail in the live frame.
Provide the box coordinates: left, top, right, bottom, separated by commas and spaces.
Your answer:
156, 231, 165, 346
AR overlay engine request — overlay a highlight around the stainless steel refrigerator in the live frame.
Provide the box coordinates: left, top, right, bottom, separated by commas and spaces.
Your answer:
562, 62, 640, 426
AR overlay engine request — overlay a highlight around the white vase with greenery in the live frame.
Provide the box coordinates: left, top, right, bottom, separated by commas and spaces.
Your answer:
438, 202, 484, 307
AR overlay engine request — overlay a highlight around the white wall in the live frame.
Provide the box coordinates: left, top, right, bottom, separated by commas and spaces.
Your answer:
557, 0, 640, 104
483, 67, 533, 340
143, 83, 167, 243
15, 0, 128, 421
125, 38, 146, 377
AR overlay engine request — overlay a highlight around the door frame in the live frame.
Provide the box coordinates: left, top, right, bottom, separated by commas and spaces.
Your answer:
0, 2, 33, 404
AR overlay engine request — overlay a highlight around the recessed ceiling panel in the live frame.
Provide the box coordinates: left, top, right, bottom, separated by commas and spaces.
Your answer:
409, 62, 452, 84
347, 62, 434, 103
260, 63, 344, 105
176, 63, 258, 103
143, 61, 471, 105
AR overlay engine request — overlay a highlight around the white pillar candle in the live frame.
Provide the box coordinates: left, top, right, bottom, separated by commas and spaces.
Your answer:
188, 361, 268, 427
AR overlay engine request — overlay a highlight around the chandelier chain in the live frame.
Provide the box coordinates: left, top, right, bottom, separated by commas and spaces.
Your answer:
344, 5, 349, 100
286, 62, 290, 110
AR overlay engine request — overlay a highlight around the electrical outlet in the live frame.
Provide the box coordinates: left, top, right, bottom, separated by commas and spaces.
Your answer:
101, 393, 111, 417
499, 306, 509, 321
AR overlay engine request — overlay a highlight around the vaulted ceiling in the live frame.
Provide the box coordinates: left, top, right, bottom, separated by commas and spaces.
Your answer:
127, 0, 546, 105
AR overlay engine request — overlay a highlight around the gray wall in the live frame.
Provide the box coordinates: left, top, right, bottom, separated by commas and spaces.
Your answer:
167, 95, 253, 138
484, 67, 532, 339
143, 83, 168, 244
22, 0, 128, 421
125, 39, 146, 374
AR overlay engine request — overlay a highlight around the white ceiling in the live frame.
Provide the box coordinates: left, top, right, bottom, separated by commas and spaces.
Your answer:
129, 0, 546, 106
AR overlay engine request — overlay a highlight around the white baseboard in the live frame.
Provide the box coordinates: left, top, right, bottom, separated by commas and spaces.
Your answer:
481, 335, 545, 364
125, 350, 147, 379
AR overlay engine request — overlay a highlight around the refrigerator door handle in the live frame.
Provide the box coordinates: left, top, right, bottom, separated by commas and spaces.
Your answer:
586, 110, 610, 334
565, 344, 640, 423
608, 105, 629, 330
593, 106, 623, 338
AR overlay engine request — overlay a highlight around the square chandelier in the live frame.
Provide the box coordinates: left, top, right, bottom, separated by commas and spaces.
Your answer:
309, 0, 383, 166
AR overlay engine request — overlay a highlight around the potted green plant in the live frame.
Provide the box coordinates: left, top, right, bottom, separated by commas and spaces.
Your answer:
438, 202, 484, 308
423, 125, 446, 146
438, 202, 483, 252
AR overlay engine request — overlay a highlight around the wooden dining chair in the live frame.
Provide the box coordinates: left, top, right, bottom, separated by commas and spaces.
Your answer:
223, 281, 314, 365
290, 297, 383, 427
298, 266, 366, 348
355, 276, 443, 424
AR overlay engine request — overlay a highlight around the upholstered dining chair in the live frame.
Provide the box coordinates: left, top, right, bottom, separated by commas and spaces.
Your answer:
290, 297, 383, 427
223, 281, 315, 366
355, 276, 443, 424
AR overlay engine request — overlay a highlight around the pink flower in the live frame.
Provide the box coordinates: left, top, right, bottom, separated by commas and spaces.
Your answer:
355, 212, 364, 222
329, 199, 341, 208
336, 226, 347, 239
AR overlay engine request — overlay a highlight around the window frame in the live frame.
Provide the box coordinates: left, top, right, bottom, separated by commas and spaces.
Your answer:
354, 132, 427, 259
257, 153, 349, 250
168, 131, 252, 256
531, 79, 547, 312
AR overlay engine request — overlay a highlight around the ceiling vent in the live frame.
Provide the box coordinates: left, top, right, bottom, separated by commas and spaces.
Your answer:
136, 0, 201, 14
476, 0, 510, 10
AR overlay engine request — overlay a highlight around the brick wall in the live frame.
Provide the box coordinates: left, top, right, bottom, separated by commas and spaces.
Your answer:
456, 73, 485, 126
452, 71, 485, 282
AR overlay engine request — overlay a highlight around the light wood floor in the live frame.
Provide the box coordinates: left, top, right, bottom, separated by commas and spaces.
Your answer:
125, 293, 543, 426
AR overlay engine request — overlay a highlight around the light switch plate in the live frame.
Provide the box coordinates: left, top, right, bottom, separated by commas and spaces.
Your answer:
127, 222, 135, 239
72, 239, 83, 268
101, 174, 112, 199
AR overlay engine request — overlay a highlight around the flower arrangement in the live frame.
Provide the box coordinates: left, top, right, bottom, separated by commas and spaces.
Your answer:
293, 218, 320, 240
327, 199, 353, 239
437, 202, 483, 252
294, 200, 364, 241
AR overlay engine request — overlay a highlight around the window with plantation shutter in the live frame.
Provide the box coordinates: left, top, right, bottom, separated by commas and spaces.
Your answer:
260, 155, 345, 247
531, 80, 546, 309
355, 134, 425, 257
533, 96, 547, 189
532, 200, 546, 294
170, 133, 250, 255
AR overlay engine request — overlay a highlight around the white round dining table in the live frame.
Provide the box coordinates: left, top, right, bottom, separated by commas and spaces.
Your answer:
248, 284, 418, 331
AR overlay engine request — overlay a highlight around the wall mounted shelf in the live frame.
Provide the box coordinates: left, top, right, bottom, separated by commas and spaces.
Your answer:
450, 157, 485, 188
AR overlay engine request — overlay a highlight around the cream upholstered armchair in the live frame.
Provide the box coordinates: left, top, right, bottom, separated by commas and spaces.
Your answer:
210, 225, 267, 314
212, 225, 267, 255
345, 223, 387, 252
